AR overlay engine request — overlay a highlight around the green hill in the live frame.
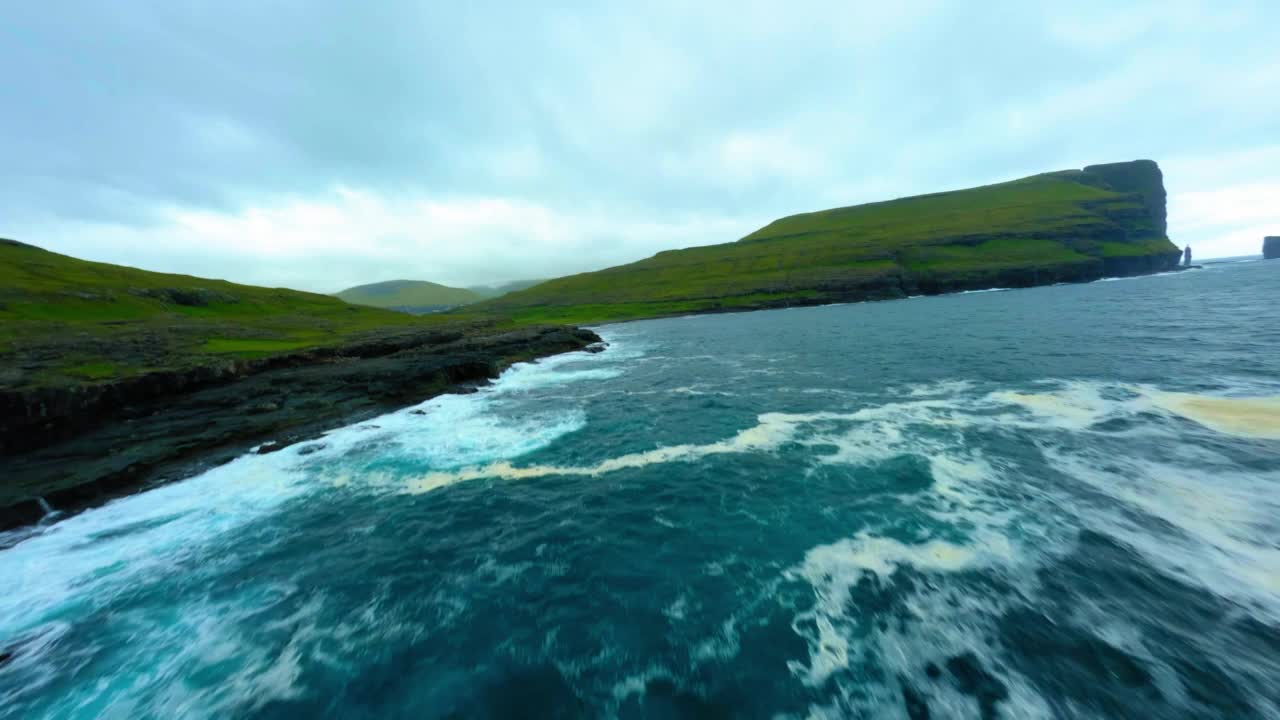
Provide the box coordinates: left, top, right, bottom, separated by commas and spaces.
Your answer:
335, 279, 483, 311
475, 160, 1181, 324
0, 239, 441, 389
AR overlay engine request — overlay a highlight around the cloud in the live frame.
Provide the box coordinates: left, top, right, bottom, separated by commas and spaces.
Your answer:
10, 189, 754, 292
1174, 182, 1280, 232
2, 0, 1278, 287
1164, 145, 1280, 257
1168, 181, 1280, 258
661, 128, 834, 191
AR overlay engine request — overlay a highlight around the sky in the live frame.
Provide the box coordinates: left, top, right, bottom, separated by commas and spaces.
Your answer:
2, 1, 1277, 293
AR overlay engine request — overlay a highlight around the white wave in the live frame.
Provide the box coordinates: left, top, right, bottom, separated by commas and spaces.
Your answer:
404, 410, 807, 493
992, 382, 1280, 439
401, 377, 1280, 498
899, 379, 975, 398
7, 336, 1275, 717
385, 395, 588, 469
977, 382, 1280, 615
489, 352, 624, 393
665, 385, 736, 397
1045, 446, 1280, 619
789, 531, 1052, 717
0, 339, 629, 648
956, 287, 1010, 294
663, 594, 688, 621
405, 395, 987, 493
791, 532, 978, 600
784, 459, 1025, 688
402, 383, 1012, 494
774, 376, 1280, 715
1146, 390, 1280, 439
0, 548, 335, 718
610, 665, 672, 703
0, 449, 313, 641
1097, 268, 1199, 283
990, 384, 1129, 430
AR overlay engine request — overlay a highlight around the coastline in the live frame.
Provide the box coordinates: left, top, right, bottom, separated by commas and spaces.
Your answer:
0, 325, 601, 533
579, 255, 1191, 328
0, 257, 1194, 532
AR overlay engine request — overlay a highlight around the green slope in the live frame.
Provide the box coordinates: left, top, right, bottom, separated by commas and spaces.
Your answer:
476, 160, 1180, 324
0, 240, 444, 389
335, 279, 483, 309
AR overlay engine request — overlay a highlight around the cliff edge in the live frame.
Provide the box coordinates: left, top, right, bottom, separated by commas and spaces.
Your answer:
475, 159, 1183, 325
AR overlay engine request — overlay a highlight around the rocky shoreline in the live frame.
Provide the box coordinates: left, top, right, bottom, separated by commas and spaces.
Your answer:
0, 249, 1184, 534
796, 249, 1185, 306
0, 325, 601, 532
588, 251, 1186, 324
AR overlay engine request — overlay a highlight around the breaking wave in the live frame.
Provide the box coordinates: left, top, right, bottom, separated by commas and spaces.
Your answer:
3, 259, 1278, 719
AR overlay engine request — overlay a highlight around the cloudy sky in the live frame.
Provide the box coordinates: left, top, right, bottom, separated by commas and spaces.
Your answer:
2, 1, 1277, 292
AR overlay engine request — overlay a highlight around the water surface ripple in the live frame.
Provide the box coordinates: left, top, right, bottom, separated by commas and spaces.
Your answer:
2, 259, 1279, 719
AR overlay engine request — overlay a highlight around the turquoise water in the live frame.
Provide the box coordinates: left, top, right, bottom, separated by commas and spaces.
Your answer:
2, 259, 1279, 719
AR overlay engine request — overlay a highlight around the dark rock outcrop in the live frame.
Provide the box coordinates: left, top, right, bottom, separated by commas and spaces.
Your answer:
1265, 236, 1280, 260
130, 287, 241, 306
0, 325, 600, 531
1081, 159, 1167, 236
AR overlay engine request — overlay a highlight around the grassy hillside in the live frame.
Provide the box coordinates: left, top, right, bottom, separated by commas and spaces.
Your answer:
475, 160, 1180, 324
0, 240, 449, 389
335, 279, 483, 310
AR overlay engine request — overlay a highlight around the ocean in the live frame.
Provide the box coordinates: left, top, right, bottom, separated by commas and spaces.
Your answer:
2, 258, 1278, 719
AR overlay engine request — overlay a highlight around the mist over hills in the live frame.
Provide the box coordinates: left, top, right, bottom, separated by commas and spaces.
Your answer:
334, 278, 547, 313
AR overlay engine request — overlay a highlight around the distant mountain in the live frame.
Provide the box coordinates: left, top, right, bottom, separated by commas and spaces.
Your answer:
334, 280, 483, 313
467, 279, 546, 299
473, 160, 1181, 325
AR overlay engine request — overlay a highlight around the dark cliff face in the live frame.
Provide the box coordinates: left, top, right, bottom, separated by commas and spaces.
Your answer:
1081, 160, 1168, 237
1265, 236, 1280, 260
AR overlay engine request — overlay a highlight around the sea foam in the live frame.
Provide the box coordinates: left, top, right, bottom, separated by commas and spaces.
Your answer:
1147, 390, 1280, 439
772, 377, 1280, 715
0, 337, 631, 647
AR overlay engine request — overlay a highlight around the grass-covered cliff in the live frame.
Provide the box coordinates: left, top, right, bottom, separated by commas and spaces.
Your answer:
0, 238, 442, 389
0, 240, 599, 525
475, 160, 1181, 324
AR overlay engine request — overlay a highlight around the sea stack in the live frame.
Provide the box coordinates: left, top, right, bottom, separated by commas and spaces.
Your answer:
1265, 236, 1280, 260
